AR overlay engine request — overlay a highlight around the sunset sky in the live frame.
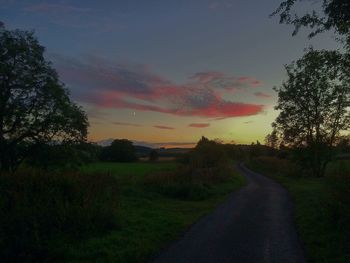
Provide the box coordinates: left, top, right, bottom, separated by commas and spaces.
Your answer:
1, 0, 340, 147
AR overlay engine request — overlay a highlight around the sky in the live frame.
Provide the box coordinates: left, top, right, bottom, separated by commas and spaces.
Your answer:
0, 0, 341, 147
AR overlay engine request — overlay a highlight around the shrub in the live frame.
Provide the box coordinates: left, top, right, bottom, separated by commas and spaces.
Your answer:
0, 171, 119, 262
26, 143, 101, 172
145, 137, 236, 200
189, 137, 229, 169
252, 156, 302, 177
144, 165, 233, 200
100, 139, 137, 162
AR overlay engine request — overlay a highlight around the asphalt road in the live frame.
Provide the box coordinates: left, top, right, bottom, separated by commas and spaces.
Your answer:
152, 163, 306, 263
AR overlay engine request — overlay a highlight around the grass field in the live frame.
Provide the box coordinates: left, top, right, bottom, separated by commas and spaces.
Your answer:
247, 157, 350, 263
53, 161, 245, 263
326, 159, 350, 178
81, 162, 177, 178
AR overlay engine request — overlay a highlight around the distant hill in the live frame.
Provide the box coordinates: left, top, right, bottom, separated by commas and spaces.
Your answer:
134, 145, 153, 157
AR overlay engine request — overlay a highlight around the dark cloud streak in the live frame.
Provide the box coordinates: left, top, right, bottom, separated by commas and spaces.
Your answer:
153, 125, 175, 130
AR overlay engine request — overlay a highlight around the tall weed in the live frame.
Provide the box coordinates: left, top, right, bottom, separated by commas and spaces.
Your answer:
0, 171, 119, 262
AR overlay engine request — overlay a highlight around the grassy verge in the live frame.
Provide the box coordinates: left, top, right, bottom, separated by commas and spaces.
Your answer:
0, 171, 120, 262
57, 161, 245, 263
247, 156, 350, 263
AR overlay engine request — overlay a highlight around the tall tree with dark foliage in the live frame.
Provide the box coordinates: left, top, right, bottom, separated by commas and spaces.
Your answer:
273, 49, 350, 176
0, 24, 88, 172
101, 139, 137, 162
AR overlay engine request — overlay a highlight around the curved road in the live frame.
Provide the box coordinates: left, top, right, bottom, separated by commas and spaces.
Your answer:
152, 163, 306, 263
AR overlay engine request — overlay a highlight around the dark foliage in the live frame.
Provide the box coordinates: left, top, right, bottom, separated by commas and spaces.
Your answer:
189, 136, 228, 169
0, 171, 119, 262
100, 139, 137, 162
0, 25, 88, 173
144, 165, 233, 200
272, 0, 350, 47
273, 49, 350, 176
175, 152, 191, 164
145, 137, 236, 200
27, 142, 101, 171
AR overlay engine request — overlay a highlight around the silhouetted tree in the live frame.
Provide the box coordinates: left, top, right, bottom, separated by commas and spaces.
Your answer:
101, 139, 137, 162
0, 25, 88, 172
265, 129, 279, 149
272, 0, 350, 47
196, 136, 210, 147
149, 149, 159, 162
273, 49, 350, 176
191, 137, 228, 169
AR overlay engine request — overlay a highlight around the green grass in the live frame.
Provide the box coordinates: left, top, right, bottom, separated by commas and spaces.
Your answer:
326, 159, 350, 178
247, 157, 350, 263
81, 162, 177, 177
55, 161, 245, 263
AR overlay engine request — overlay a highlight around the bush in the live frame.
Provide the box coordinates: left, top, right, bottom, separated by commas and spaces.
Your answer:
144, 165, 233, 200
26, 143, 101, 172
0, 171, 119, 262
189, 137, 229, 169
100, 139, 137, 162
251, 156, 303, 177
145, 137, 236, 200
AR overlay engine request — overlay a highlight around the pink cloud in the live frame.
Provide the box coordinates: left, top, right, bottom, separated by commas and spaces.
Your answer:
88, 95, 264, 119
254, 92, 272, 98
189, 123, 210, 128
52, 55, 265, 119
153, 125, 175, 130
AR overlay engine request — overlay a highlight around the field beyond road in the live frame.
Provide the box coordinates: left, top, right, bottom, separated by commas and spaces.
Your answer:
56, 161, 245, 262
